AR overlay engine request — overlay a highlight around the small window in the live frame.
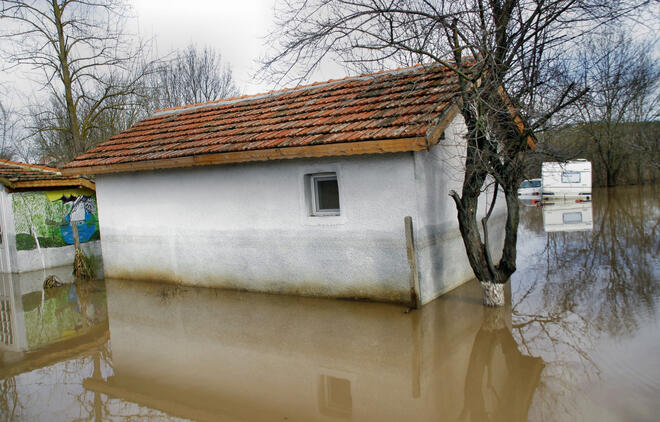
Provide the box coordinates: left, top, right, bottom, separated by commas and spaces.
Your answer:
309, 173, 340, 216
562, 212, 583, 224
562, 172, 581, 183
530, 180, 542, 188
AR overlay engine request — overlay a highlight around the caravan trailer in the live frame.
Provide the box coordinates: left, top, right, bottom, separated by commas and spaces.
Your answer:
542, 160, 592, 200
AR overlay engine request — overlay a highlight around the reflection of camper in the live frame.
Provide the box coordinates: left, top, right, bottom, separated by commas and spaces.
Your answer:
542, 160, 592, 200
543, 200, 593, 232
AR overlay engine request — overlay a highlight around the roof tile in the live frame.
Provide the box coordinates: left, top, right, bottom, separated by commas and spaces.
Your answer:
64, 64, 463, 173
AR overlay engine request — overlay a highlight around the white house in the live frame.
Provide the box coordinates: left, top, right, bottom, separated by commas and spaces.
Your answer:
63, 64, 507, 306
0, 160, 101, 273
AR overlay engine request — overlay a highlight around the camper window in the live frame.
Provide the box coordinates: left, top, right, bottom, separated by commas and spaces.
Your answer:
562, 172, 581, 183
562, 212, 583, 224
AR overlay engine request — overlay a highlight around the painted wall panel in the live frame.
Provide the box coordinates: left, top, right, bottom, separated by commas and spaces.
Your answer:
1, 188, 102, 273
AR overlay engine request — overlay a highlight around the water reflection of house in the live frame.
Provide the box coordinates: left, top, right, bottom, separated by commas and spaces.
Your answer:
83, 279, 543, 421
543, 200, 594, 232
0, 270, 108, 378
62, 64, 511, 306
0, 160, 101, 273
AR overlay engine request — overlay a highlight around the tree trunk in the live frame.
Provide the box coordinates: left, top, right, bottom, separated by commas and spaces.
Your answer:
52, 0, 83, 160
480, 281, 506, 307
450, 104, 522, 307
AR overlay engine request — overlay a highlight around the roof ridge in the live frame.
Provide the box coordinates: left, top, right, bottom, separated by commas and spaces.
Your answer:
153, 63, 440, 117
0, 159, 61, 174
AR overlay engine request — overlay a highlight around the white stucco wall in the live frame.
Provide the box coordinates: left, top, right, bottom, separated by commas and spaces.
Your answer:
0, 187, 14, 273
14, 241, 101, 273
96, 154, 419, 303
413, 113, 506, 304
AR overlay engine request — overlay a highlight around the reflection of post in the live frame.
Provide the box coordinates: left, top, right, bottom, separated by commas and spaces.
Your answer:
92, 351, 103, 422
410, 310, 421, 398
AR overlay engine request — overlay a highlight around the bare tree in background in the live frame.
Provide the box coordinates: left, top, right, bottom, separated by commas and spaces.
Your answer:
573, 32, 660, 186
151, 44, 240, 109
0, 100, 17, 159
262, 0, 649, 306
0, 0, 152, 165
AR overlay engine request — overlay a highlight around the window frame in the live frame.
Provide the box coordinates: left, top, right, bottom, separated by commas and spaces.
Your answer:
310, 173, 341, 217
561, 171, 581, 184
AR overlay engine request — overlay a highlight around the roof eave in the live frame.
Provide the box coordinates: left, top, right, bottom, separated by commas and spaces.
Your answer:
61, 137, 432, 176
5, 178, 96, 192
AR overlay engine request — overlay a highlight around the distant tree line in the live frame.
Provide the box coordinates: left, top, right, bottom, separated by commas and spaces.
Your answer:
539, 121, 659, 187
532, 31, 659, 187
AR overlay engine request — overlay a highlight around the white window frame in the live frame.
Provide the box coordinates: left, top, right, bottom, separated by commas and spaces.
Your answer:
561, 171, 581, 184
310, 173, 340, 216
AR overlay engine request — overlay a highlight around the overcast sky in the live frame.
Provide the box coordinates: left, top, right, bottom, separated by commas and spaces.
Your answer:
130, 0, 345, 95
1, 1, 657, 106
0, 0, 347, 106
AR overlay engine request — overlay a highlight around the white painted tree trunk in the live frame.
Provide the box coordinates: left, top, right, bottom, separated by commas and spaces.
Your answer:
480, 281, 505, 307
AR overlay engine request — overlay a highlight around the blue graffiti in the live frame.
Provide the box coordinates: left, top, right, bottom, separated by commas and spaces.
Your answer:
60, 211, 97, 244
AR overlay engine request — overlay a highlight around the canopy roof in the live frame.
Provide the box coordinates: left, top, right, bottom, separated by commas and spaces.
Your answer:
0, 159, 94, 192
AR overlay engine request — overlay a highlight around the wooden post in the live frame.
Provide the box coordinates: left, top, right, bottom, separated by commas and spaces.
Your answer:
72, 222, 80, 249
405, 216, 421, 309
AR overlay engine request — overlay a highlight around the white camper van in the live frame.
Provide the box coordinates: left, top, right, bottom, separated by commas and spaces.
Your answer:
542, 160, 592, 200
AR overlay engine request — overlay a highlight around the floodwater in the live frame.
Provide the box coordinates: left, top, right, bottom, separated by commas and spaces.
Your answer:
1, 186, 658, 421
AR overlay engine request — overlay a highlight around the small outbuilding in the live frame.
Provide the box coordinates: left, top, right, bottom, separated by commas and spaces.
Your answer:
64, 64, 503, 306
0, 160, 100, 273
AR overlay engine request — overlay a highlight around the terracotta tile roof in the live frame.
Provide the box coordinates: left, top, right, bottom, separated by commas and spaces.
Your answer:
63, 64, 464, 175
0, 159, 95, 191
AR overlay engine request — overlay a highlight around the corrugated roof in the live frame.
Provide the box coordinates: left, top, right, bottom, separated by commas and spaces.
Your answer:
63, 64, 464, 175
0, 159, 95, 191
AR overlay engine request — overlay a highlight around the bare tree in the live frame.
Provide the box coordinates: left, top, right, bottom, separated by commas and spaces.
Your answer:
0, 100, 17, 159
573, 32, 660, 186
151, 44, 240, 110
261, 0, 647, 306
0, 0, 151, 165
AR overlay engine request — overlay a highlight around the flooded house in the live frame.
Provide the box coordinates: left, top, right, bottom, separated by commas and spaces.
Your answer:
0, 160, 101, 273
62, 64, 505, 306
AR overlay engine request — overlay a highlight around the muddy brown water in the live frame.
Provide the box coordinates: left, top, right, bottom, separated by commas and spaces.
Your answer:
1, 185, 658, 421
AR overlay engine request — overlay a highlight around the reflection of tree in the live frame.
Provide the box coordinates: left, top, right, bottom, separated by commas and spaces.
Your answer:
511, 186, 660, 418
518, 204, 545, 235
460, 308, 544, 422
540, 186, 659, 338
0, 377, 21, 422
